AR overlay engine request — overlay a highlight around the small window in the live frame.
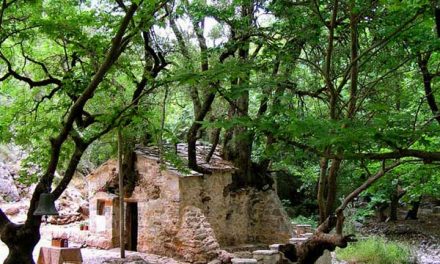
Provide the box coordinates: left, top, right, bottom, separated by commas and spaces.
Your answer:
97, 200, 105, 215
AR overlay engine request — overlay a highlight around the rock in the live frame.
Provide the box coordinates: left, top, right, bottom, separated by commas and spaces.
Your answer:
315, 250, 331, 264
289, 237, 307, 244
352, 221, 363, 231
231, 259, 257, 264
252, 250, 280, 264
174, 206, 220, 263
269, 244, 281, 251
79, 203, 90, 217
102, 256, 148, 264
217, 250, 234, 263
4, 205, 20, 215
0, 178, 20, 201
87, 235, 113, 249
48, 214, 83, 225
433, 206, 440, 214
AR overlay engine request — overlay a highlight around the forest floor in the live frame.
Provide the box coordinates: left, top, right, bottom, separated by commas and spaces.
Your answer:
0, 208, 438, 263
357, 208, 440, 264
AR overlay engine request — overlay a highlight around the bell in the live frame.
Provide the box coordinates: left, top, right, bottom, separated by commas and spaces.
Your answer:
33, 193, 59, 216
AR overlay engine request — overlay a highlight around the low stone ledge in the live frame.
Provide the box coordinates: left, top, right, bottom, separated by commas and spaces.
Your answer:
269, 244, 281, 251
252, 250, 278, 256
231, 258, 258, 264
301, 232, 314, 238
252, 250, 280, 264
289, 237, 308, 244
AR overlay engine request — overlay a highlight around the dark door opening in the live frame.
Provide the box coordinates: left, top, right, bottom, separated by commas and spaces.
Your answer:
125, 202, 138, 251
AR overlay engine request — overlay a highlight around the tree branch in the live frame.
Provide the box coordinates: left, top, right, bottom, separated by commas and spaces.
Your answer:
25, 3, 139, 226
285, 138, 440, 161
336, 160, 401, 213
0, 52, 62, 88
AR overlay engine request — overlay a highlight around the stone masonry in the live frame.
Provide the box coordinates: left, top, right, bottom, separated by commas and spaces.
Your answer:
86, 144, 293, 263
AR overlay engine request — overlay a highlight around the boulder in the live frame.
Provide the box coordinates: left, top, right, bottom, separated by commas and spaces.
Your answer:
4, 205, 20, 215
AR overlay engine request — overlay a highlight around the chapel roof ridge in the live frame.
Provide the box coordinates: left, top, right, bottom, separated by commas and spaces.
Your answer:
134, 141, 235, 176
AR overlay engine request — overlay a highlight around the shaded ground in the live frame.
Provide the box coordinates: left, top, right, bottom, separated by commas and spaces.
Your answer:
0, 239, 187, 264
358, 208, 440, 264
0, 223, 187, 264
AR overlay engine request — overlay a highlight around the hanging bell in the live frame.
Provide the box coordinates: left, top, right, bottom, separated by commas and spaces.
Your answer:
33, 193, 59, 216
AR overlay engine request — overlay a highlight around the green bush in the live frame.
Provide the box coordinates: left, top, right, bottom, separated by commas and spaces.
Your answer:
290, 215, 318, 229
336, 236, 412, 264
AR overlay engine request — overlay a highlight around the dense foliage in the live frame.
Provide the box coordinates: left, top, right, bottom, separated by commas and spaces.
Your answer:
1, 0, 440, 263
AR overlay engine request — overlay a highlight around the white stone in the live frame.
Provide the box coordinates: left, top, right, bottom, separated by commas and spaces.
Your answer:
301, 232, 314, 238
269, 244, 281, 251
231, 258, 258, 264
252, 250, 278, 255
289, 237, 308, 244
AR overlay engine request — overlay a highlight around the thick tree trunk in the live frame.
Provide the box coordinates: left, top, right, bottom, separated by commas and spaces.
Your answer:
325, 159, 341, 219
279, 218, 355, 264
389, 185, 399, 221
418, 53, 440, 124
1, 223, 40, 264
317, 157, 329, 223
405, 200, 421, 220
0, 6, 139, 261
121, 140, 137, 197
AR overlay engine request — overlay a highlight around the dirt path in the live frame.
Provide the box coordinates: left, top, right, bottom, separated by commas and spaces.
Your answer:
0, 239, 187, 264
0, 224, 186, 264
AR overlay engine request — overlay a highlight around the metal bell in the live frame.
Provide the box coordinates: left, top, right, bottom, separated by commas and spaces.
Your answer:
33, 193, 59, 216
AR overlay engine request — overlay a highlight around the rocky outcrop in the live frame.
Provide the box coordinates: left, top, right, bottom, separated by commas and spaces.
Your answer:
0, 144, 89, 225
0, 145, 24, 202
173, 206, 220, 263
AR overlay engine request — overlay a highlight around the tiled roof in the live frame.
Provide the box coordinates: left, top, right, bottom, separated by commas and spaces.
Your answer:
135, 142, 235, 176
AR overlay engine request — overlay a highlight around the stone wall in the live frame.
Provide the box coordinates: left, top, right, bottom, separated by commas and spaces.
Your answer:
87, 192, 119, 249
252, 190, 293, 244
130, 157, 181, 255
179, 172, 293, 246
87, 154, 293, 263
86, 160, 118, 197
172, 206, 220, 263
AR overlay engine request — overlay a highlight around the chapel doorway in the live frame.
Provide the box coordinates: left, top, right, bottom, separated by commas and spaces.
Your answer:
125, 202, 138, 251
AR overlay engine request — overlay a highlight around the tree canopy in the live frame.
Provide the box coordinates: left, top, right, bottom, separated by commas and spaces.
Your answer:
1, 0, 440, 263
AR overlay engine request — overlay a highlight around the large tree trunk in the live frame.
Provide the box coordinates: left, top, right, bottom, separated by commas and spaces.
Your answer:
405, 199, 421, 220
279, 215, 355, 264
317, 157, 329, 223
324, 159, 341, 219
0, 5, 139, 261
1, 223, 40, 264
121, 139, 137, 197
389, 184, 399, 221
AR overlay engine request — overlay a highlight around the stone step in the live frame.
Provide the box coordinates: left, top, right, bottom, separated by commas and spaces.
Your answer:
253, 250, 280, 264
301, 232, 314, 238
223, 244, 267, 253
231, 258, 258, 264
269, 244, 281, 251
289, 237, 308, 244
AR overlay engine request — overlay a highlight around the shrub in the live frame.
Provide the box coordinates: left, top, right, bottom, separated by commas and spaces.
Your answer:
290, 215, 318, 229
336, 236, 412, 264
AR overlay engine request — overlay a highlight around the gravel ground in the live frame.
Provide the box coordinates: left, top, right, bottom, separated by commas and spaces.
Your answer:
0, 239, 187, 264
